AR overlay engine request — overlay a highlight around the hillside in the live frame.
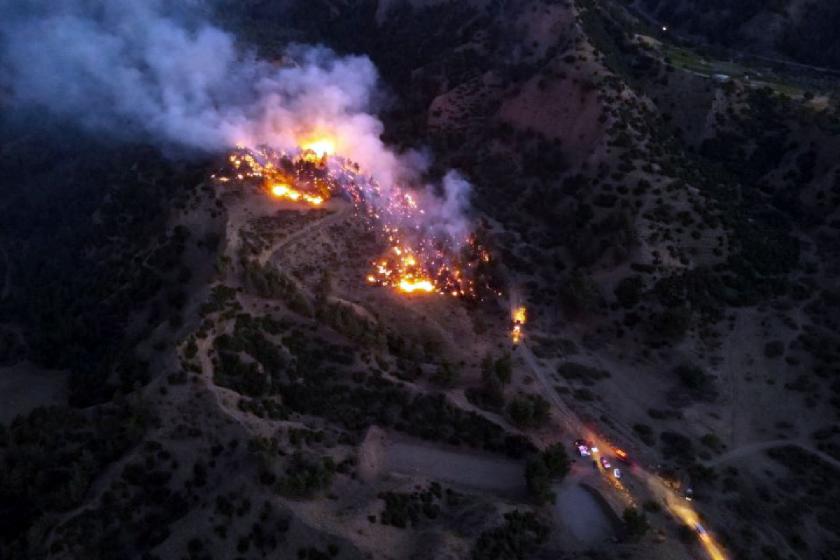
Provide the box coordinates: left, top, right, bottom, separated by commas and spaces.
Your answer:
633, 0, 840, 70
2, 1, 840, 560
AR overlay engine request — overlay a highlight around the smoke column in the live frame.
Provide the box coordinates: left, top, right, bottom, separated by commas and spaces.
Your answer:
0, 0, 472, 245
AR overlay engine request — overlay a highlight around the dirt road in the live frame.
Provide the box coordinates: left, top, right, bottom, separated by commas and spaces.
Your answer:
517, 338, 730, 559
516, 342, 582, 430
263, 202, 350, 266
384, 437, 526, 495
705, 439, 840, 470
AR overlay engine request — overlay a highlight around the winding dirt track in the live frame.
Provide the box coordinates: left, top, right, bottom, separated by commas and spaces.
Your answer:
262, 203, 350, 266
705, 439, 840, 470
516, 342, 582, 430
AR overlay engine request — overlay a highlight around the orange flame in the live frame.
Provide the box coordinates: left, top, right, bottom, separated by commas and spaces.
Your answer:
301, 138, 335, 157
269, 183, 324, 205
512, 306, 527, 344
398, 278, 435, 293
300, 135, 336, 162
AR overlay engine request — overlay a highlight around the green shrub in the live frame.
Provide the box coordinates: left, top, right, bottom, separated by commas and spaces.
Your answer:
634, 423, 655, 446
275, 453, 335, 499
472, 511, 548, 560
764, 340, 785, 359
430, 362, 461, 388
615, 276, 643, 308
622, 508, 650, 542
507, 395, 551, 429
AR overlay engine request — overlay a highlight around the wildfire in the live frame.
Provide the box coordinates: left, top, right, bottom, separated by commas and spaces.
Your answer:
214, 141, 496, 299
301, 137, 336, 159
219, 146, 331, 208
399, 278, 435, 293
270, 183, 324, 205
512, 306, 527, 344
366, 245, 447, 295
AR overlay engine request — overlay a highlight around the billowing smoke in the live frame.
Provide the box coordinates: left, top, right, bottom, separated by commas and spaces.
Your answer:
0, 0, 471, 245
428, 171, 472, 244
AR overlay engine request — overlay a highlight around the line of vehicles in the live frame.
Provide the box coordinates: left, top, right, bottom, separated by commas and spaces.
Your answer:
573, 438, 695, 501
516, 307, 723, 557
573, 438, 629, 480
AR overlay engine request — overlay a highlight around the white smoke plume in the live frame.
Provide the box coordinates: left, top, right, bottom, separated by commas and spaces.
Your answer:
428, 171, 472, 244
0, 0, 472, 245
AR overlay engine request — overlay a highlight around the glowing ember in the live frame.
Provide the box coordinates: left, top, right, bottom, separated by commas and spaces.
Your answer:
301, 137, 336, 158
270, 183, 324, 205
398, 278, 435, 293
512, 306, 527, 344
219, 147, 331, 208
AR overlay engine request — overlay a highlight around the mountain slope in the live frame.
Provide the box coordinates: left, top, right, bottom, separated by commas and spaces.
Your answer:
2, 1, 840, 559
634, 0, 840, 70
